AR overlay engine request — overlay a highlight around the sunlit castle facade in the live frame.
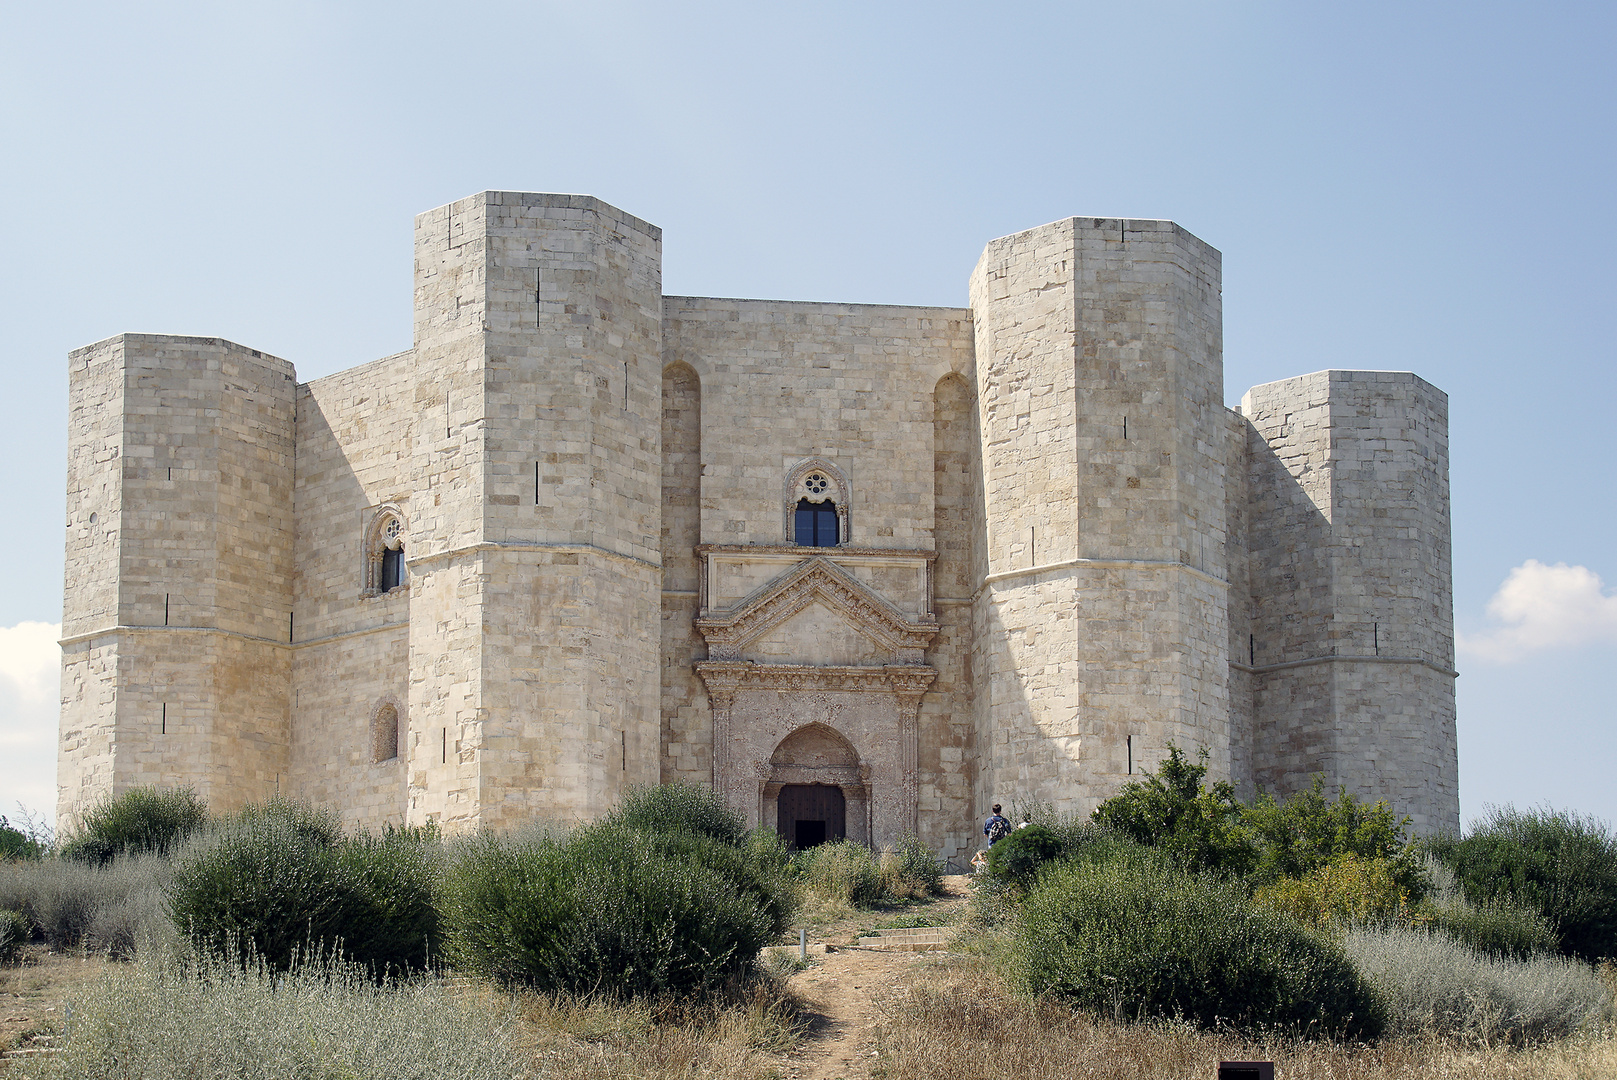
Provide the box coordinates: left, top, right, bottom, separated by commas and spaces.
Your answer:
58, 192, 1459, 860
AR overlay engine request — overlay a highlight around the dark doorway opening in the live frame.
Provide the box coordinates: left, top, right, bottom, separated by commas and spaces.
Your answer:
778, 784, 846, 849
795, 820, 827, 848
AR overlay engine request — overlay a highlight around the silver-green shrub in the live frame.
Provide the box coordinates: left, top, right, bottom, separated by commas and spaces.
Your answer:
24, 951, 527, 1080
0, 852, 173, 954
1343, 924, 1613, 1044
0, 907, 27, 963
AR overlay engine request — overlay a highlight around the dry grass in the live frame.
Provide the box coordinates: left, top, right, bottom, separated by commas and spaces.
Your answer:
871, 951, 1617, 1080
510, 978, 806, 1080
0, 946, 806, 1080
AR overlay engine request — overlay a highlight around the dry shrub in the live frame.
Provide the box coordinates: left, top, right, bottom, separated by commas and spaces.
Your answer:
510, 967, 807, 1080
0, 852, 174, 954
794, 840, 884, 907
1253, 852, 1409, 930
872, 952, 1617, 1080
878, 834, 944, 900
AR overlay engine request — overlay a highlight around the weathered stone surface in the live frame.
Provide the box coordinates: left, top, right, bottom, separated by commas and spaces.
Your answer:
57, 193, 1459, 848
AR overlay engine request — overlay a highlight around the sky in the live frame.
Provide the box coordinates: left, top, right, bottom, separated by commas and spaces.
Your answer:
1, 1, 1612, 833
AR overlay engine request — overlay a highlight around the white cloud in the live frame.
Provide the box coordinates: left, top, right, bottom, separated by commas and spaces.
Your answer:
1459, 561, 1617, 664
0, 621, 61, 828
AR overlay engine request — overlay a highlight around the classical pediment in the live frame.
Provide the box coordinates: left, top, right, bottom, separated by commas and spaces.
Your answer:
694, 556, 938, 665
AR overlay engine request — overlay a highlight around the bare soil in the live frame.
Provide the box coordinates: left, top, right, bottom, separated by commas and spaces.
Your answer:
0, 947, 108, 1062
780, 874, 973, 1080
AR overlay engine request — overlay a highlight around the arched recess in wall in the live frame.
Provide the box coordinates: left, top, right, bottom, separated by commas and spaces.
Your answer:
933, 373, 976, 600
370, 697, 403, 764
662, 362, 702, 592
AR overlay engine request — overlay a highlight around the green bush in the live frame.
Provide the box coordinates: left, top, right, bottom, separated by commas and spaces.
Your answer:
440, 821, 790, 998
606, 780, 748, 845
1245, 777, 1422, 898
794, 839, 884, 907
1344, 924, 1611, 1044
879, 833, 944, 899
0, 814, 46, 861
1427, 805, 1617, 961
1090, 745, 1257, 878
60, 787, 208, 864
984, 824, 1063, 887
166, 800, 440, 975
0, 907, 28, 963
1009, 854, 1384, 1037
1427, 895, 1559, 961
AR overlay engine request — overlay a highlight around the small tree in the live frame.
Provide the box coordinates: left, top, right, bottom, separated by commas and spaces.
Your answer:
1090, 745, 1256, 878
0, 814, 46, 861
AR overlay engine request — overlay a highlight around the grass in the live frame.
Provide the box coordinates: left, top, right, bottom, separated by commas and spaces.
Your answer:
871, 951, 1617, 1080
3, 950, 807, 1080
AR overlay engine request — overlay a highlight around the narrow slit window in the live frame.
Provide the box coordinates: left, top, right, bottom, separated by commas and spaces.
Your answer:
794, 498, 838, 547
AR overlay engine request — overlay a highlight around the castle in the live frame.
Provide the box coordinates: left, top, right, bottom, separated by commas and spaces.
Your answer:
57, 192, 1459, 860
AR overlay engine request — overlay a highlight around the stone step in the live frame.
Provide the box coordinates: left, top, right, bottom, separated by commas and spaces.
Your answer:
855, 926, 951, 950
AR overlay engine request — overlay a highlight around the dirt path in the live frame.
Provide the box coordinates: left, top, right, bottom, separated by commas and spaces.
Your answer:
781, 874, 972, 1080
785, 949, 919, 1080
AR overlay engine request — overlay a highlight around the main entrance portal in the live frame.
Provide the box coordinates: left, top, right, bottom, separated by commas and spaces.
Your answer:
778, 784, 846, 849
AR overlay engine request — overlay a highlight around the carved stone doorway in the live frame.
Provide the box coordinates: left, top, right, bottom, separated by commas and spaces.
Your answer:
778, 784, 846, 849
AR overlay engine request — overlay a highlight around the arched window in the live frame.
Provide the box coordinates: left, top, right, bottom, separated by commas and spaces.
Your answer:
371, 702, 399, 763
783, 459, 849, 546
365, 507, 408, 595
795, 497, 839, 547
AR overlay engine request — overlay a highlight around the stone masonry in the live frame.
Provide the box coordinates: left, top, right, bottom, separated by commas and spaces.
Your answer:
58, 192, 1461, 860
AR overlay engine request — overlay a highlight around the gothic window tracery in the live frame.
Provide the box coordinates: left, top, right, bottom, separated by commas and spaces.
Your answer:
784, 459, 849, 546
365, 506, 409, 596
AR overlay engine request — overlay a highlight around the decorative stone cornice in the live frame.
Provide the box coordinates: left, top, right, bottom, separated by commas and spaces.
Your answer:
694, 660, 938, 695
694, 556, 938, 663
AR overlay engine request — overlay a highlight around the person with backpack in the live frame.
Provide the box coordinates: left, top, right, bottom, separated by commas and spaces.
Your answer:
983, 803, 1012, 846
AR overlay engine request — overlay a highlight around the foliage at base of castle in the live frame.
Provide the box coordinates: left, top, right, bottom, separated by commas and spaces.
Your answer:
1246, 776, 1423, 897
59, 787, 208, 865
1426, 805, 1617, 962
441, 783, 794, 999
166, 799, 441, 976
1008, 853, 1385, 1038
1089, 745, 1257, 877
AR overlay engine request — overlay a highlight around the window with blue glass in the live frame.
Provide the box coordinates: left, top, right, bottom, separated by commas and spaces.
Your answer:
795, 498, 839, 546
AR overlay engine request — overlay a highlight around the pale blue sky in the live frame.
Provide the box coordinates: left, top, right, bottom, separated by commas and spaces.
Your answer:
2, 1, 1612, 829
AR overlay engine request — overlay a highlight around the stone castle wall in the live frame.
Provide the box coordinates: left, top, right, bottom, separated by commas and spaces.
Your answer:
1242, 370, 1458, 831
966, 218, 1233, 820
58, 192, 1461, 843
59, 336, 295, 830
